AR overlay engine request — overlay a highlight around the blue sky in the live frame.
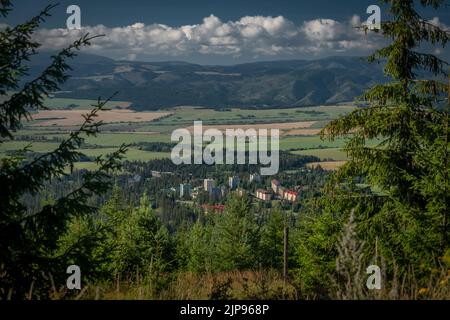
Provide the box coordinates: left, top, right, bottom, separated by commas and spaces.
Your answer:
6, 0, 392, 27
3, 0, 449, 64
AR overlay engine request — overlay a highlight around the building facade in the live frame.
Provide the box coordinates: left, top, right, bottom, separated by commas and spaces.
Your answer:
204, 179, 216, 194
180, 183, 192, 198
250, 173, 261, 183
283, 190, 299, 202
271, 179, 280, 194
256, 189, 272, 201
228, 176, 240, 189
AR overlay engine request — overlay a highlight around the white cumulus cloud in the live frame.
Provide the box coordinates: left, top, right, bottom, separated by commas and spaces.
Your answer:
30, 14, 396, 60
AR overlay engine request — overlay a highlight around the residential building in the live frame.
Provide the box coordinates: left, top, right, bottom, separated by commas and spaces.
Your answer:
211, 186, 221, 200
151, 170, 162, 178
220, 185, 228, 198
283, 190, 299, 202
201, 204, 225, 214
180, 183, 192, 198
228, 176, 240, 189
250, 173, 261, 183
256, 189, 272, 201
271, 179, 281, 194
278, 186, 286, 198
204, 178, 216, 194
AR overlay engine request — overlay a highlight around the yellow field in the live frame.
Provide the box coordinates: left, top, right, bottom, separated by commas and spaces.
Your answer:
306, 161, 347, 171
31, 110, 172, 126
284, 128, 322, 136
185, 121, 318, 134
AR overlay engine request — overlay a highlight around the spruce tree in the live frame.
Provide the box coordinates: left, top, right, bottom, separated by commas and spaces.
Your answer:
0, 1, 127, 298
321, 0, 449, 280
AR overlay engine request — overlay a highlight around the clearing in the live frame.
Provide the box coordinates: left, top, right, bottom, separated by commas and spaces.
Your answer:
306, 161, 347, 171
31, 110, 172, 126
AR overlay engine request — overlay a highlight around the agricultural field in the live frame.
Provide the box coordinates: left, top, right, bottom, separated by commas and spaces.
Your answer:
306, 161, 347, 171
41, 97, 132, 110
81, 147, 169, 161
83, 133, 171, 146
284, 128, 322, 136
184, 121, 318, 133
31, 109, 172, 126
155, 105, 355, 126
279, 136, 348, 151
0, 141, 61, 153
1, 100, 359, 169
292, 148, 349, 161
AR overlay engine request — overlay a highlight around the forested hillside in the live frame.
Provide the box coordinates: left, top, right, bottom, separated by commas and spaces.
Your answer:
26, 53, 385, 109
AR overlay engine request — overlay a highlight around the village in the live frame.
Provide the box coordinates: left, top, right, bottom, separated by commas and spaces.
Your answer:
169, 172, 301, 214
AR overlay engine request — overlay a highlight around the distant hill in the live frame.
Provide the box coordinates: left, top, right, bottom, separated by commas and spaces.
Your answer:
27, 53, 386, 110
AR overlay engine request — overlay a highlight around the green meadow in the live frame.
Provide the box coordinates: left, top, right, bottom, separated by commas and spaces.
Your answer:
155, 105, 355, 126
1, 102, 359, 167
292, 148, 349, 161
40, 97, 132, 110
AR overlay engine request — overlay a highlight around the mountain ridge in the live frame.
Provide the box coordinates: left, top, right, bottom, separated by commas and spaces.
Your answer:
27, 52, 386, 110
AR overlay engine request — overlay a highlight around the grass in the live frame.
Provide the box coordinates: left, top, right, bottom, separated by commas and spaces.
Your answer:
306, 161, 347, 170
10, 132, 171, 146
30, 110, 171, 127
156, 105, 355, 126
0, 141, 169, 164
280, 136, 348, 150
55, 270, 297, 300
6, 104, 361, 167
41, 97, 132, 110
33, 267, 450, 300
84, 133, 171, 146
72, 161, 101, 171
0, 141, 61, 153
0, 136, 354, 166
292, 148, 349, 161
309, 120, 332, 129
8, 131, 349, 150
69, 149, 169, 172
81, 147, 169, 161
1, 131, 350, 163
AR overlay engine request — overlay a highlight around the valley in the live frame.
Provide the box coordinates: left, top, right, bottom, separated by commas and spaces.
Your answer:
1, 102, 357, 171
